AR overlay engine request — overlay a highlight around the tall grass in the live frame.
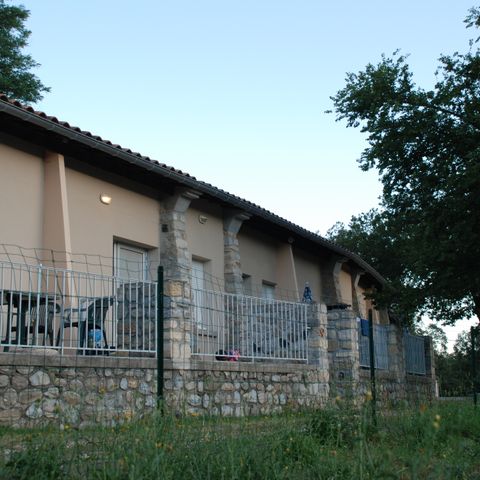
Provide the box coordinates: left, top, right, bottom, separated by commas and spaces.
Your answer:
1, 400, 479, 479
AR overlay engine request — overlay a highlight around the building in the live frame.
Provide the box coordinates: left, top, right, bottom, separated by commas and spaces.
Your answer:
0, 94, 435, 426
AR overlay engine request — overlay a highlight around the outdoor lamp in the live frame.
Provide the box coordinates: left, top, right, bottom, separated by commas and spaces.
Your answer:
100, 194, 112, 205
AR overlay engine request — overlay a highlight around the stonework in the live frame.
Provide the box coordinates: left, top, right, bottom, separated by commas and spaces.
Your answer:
159, 189, 201, 368
223, 210, 250, 295
328, 310, 436, 403
117, 282, 157, 352
327, 308, 360, 398
0, 354, 329, 427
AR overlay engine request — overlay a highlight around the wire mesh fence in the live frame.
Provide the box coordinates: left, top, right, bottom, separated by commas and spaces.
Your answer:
404, 331, 427, 375
0, 243, 438, 456
358, 322, 389, 370
191, 287, 309, 362
0, 260, 157, 355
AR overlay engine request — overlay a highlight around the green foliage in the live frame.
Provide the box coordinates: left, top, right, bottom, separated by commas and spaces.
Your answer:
0, 0, 49, 103
436, 329, 480, 396
1, 402, 479, 479
326, 209, 421, 322
329, 6, 480, 325
416, 322, 448, 355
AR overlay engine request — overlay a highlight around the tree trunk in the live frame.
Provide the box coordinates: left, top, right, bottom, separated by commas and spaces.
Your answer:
473, 294, 480, 326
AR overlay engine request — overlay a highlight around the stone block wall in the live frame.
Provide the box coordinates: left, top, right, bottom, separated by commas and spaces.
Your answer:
0, 353, 329, 427
327, 308, 360, 398
0, 306, 436, 428
164, 360, 329, 416
328, 309, 437, 404
0, 354, 158, 428
117, 281, 157, 351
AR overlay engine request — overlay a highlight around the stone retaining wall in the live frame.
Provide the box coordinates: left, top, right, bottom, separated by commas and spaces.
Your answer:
0, 353, 329, 427
328, 309, 436, 404
164, 360, 329, 417
358, 369, 436, 404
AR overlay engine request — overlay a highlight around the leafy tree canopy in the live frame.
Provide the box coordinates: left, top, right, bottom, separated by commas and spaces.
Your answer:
329, 7, 480, 325
0, 0, 49, 103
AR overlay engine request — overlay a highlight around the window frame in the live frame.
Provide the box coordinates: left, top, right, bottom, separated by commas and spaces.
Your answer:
114, 242, 148, 281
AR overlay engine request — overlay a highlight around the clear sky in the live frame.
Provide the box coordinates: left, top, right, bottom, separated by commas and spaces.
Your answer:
20, 0, 478, 348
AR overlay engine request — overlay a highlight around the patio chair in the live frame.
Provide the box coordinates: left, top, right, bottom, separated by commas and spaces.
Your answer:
11, 303, 59, 347
56, 296, 115, 354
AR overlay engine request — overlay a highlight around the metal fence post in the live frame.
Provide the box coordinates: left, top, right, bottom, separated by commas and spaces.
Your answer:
368, 309, 377, 426
157, 266, 164, 412
472, 326, 477, 408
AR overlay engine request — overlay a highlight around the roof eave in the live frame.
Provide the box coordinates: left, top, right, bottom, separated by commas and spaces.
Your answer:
0, 98, 387, 286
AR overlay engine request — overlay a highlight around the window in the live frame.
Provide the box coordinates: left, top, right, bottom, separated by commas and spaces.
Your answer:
114, 243, 147, 281
262, 281, 276, 300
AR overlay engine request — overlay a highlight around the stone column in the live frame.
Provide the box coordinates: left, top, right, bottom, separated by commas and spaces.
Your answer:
320, 255, 348, 306
351, 268, 366, 318
223, 210, 250, 356
159, 188, 201, 368
327, 308, 360, 399
223, 209, 251, 295
307, 303, 329, 371
424, 336, 437, 398
386, 323, 407, 400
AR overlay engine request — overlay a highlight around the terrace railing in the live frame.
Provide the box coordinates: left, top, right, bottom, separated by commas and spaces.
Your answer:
0, 260, 157, 356
358, 322, 389, 370
404, 332, 426, 375
191, 288, 309, 362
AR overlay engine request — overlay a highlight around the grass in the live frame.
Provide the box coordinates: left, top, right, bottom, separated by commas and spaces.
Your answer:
0, 400, 479, 479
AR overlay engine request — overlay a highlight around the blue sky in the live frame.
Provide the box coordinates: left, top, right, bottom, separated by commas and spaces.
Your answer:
20, 0, 478, 346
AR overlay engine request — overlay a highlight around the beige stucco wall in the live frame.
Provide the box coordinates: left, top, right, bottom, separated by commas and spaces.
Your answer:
66, 168, 160, 268
293, 249, 322, 303
185, 206, 224, 288
238, 229, 277, 294
0, 143, 44, 249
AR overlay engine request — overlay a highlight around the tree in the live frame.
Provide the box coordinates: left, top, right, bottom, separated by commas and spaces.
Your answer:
435, 329, 480, 396
329, 7, 480, 326
326, 209, 421, 322
0, 0, 49, 103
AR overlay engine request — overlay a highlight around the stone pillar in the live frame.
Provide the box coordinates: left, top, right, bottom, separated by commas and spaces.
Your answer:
320, 255, 348, 306
223, 210, 250, 356
351, 269, 366, 318
327, 308, 360, 399
307, 303, 329, 375
386, 323, 407, 400
424, 336, 437, 397
223, 209, 250, 294
159, 188, 201, 368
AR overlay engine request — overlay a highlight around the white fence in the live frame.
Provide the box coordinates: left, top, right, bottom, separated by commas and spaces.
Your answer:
0, 261, 157, 355
191, 288, 309, 362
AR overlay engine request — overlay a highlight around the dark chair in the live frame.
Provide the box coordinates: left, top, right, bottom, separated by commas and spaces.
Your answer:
11, 303, 59, 346
57, 297, 114, 354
